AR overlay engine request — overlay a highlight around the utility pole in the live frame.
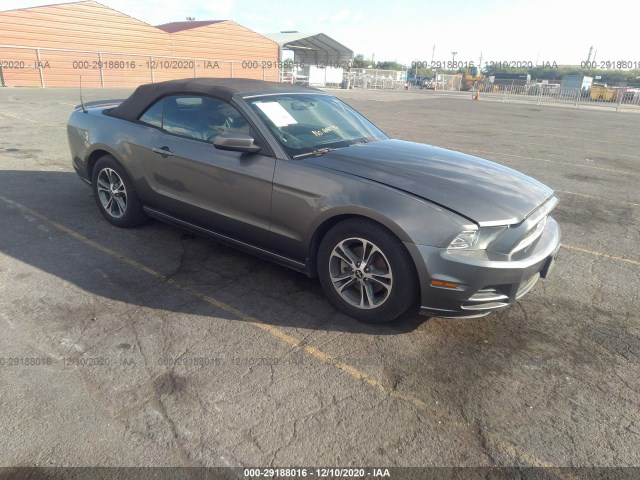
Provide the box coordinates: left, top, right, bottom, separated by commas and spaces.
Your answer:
451, 51, 457, 64
431, 44, 436, 63
586, 46, 594, 63
478, 50, 483, 70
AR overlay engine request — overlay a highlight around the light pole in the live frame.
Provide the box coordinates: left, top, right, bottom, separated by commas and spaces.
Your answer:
451, 51, 457, 65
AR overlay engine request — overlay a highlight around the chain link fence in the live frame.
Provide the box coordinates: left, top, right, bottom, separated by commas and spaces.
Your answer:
344, 68, 406, 90
0, 45, 276, 88
472, 82, 640, 111
3, 46, 638, 113
431, 75, 640, 112
431, 74, 462, 91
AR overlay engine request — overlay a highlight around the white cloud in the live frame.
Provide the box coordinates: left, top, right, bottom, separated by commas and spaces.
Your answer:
3, 0, 637, 65
2, 0, 224, 25
92, 0, 198, 25
330, 8, 350, 22
319, 8, 365, 24
202, 0, 236, 19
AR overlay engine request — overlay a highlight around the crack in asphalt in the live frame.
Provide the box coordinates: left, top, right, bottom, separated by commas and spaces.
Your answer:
476, 422, 498, 466
128, 311, 201, 467
1, 194, 628, 474
166, 239, 190, 280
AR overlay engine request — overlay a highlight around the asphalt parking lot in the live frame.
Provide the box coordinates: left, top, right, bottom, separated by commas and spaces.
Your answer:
0, 86, 639, 473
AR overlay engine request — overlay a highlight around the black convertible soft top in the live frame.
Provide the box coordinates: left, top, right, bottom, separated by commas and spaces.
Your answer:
108, 78, 321, 121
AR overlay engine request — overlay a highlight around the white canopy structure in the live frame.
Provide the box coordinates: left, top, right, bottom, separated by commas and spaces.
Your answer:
264, 32, 354, 66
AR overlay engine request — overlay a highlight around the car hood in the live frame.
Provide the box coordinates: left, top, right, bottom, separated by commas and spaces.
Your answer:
307, 139, 553, 226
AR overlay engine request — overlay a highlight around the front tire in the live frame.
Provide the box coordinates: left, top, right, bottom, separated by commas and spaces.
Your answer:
317, 219, 418, 323
92, 155, 146, 228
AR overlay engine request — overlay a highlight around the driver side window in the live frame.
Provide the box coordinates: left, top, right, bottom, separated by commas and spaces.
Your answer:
140, 95, 251, 143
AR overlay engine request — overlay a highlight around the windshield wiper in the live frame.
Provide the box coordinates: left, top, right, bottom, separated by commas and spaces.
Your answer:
292, 147, 335, 159
350, 137, 376, 146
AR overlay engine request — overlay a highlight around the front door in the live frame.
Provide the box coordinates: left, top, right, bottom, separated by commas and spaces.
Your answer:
137, 94, 275, 247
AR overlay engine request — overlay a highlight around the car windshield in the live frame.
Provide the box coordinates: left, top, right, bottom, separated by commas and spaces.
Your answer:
245, 94, 387, 158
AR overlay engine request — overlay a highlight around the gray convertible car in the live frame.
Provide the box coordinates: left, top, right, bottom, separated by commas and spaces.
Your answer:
67, 78, 560, 323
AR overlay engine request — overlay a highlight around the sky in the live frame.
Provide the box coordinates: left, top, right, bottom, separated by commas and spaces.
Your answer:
3, 0, 638, 67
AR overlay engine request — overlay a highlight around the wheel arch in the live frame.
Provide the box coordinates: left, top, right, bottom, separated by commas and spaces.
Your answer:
306, 210, 415, 278
88, 151, 147, 227
86, 146, 124, 181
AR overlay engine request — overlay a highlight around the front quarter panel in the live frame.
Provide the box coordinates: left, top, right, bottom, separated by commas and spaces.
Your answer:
268, 159, 472, 261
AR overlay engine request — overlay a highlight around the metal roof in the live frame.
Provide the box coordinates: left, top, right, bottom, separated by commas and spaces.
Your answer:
155, 21, 225, 33
264, 32, 354, 64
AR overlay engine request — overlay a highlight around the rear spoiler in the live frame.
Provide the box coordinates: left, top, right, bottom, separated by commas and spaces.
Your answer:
74, 99, 125, 112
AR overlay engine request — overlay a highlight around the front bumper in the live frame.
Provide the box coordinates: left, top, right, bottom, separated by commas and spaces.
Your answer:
405, 216, 561, 318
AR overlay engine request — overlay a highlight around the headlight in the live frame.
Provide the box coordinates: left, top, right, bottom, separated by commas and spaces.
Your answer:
448, 230, 477, 249
447, 226, 506, 250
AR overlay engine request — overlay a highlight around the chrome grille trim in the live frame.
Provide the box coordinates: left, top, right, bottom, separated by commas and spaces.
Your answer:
511, 215, 547, 254
462, 287, 510, 310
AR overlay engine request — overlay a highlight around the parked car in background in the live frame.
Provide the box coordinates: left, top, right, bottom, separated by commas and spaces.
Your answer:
68, 78, 561, 323
418, 77, 435, 89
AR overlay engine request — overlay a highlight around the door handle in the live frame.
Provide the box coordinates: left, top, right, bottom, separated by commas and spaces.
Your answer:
152, 146, 174, 157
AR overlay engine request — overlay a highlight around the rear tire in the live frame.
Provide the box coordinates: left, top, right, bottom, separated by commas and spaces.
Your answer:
92, 155, 146, 228
317, 219, 418, 323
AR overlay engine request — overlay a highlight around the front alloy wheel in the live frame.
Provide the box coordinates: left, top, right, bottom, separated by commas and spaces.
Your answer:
318, 219, 418, 323
328, 237, 393, 309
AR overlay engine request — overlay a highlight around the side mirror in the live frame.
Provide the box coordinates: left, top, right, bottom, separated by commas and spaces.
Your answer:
213, 133, 261, 153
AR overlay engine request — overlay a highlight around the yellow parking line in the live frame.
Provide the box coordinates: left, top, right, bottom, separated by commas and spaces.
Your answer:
0, 194, 578, 475
557, 190, 640, 208
0, 193, 429, 405
563, 244, 640, 266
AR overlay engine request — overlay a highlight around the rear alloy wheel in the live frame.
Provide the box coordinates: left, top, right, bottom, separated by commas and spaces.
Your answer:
92, 155, 146, 227
318, 219, 418, 323
97, 167, 127, 219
